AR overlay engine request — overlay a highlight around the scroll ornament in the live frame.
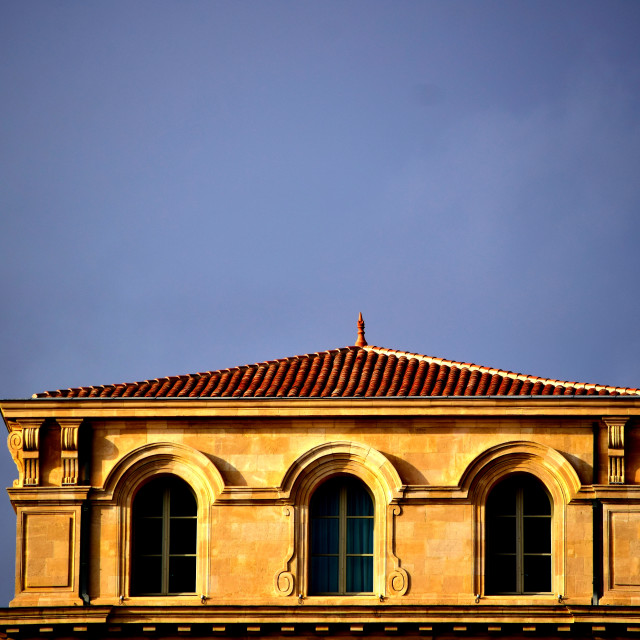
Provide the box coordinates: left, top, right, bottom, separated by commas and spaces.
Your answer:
274, 505, 296, 596
387, 505, 409, 596
7, 419, 42, 487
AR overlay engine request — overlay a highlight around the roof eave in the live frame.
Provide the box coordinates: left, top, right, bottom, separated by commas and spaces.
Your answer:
2, 394, 640, 426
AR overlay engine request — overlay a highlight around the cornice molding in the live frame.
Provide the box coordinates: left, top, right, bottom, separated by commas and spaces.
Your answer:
3, 396, 640, 423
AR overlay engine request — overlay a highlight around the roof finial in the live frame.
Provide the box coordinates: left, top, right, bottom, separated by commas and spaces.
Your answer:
355, 312, 367, 347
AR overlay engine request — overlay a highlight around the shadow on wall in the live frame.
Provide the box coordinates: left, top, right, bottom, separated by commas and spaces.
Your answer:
206, 453, 247, 487
0, 443, 17, 606
381, 451, 428, 485
557, 449, 592, 485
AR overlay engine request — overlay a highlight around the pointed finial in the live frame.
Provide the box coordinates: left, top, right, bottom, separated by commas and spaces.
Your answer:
355, 312, 367, 347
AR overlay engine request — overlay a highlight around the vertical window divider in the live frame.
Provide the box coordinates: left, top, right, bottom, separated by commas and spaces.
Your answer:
339, 486, 347, 595
516, 487, 523, 594
162, 486, 170, 594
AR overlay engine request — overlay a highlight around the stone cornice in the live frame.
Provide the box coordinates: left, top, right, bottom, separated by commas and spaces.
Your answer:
4, 603, 640, 627
3, 395, 640, 424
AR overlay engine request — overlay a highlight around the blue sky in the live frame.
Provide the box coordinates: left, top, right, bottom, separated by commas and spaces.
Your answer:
1, 1, 640, 604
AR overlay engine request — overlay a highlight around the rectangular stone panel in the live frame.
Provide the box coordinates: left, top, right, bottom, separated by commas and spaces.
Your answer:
610, 511, 640, 589
24, 513, 73, 588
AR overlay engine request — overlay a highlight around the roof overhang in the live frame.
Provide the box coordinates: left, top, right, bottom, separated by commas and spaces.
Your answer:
3, 395, 640, 427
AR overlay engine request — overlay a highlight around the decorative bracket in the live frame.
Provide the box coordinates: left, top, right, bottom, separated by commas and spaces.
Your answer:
7, 419, 44, 487
386, 504, 409, 596
603, 417, 628, 484
274, 505, 295, 596
57, 418, 83, 485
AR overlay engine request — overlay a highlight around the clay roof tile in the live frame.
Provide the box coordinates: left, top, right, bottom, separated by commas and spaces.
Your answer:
33, 343, 640, 400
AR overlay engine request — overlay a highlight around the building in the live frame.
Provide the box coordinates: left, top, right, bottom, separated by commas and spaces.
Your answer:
2, 316, 640, 639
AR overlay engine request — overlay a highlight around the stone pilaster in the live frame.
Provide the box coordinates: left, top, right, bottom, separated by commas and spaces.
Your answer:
57, 419, 83, 485
603, 417, 629, 484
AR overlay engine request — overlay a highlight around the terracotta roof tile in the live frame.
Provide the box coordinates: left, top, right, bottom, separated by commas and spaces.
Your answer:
366, 352, 386, 396
255, 362, 278, 398
34, 345, 640, 399
299, 356, 320, 397
279, 359, 299, 398
245, 364, 267, 397
377, 354, 397, 397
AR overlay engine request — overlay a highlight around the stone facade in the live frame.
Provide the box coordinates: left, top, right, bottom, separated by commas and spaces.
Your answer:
2, 342, 640, 639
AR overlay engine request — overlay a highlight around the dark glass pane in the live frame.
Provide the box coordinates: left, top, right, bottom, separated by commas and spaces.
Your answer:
169, 518, 197, 554
168, 555, 196, 593
487, 516, 516, 554
134, 485, 164, 517
134, 517, 163, 554
524, 554, 551, 593
133, 555, 162, 594
310, 481, 340, 516
523, 517, 551, 553
134, 518, 162, 554
523, 481, 551, 516
347, 482, 373, 516
486, 554, 516, 594
487, 481, 517, 515
170, 482, 197, 516
347, 518, 373, 554
346, 556, 373, 593
311, 518, 339, 554
310, 556, 339, 594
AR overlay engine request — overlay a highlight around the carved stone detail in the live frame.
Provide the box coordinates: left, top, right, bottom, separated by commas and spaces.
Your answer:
604, 417, 628, 484
274, 505, 296, 596
275, 570, 295, 596
7, 426, 24, 488
7, 419, 44, 487
57, 419, 83, 485
387, 504, 409, 596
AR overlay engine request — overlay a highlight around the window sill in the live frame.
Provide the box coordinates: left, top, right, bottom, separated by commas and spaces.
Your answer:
479, 595, 561, 605
117, 595, 202, 606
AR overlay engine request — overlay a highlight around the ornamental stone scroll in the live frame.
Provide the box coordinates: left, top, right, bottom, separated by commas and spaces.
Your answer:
7, 419, 44, 487
386, 505, 409, 596
274, 505, 296, 597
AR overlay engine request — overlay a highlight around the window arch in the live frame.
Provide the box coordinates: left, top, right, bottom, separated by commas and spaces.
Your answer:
131, 476, 197, 595
309, 476, 374, 595
485, 473, 552, 595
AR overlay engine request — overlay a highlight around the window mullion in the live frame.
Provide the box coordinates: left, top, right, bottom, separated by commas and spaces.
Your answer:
516, 487, 523, 594
162, 486, 170, 594
339, 486, 347, 594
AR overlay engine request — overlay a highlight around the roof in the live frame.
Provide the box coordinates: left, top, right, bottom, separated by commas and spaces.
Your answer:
34, 344, 640, 399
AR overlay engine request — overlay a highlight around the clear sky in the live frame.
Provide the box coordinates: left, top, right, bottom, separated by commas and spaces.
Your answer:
1, 1, 640, 605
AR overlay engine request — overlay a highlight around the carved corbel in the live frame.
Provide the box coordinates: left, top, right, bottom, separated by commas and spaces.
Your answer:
603, 417, 628, 484
57, 418, 83, 485
7, 418, 44, 487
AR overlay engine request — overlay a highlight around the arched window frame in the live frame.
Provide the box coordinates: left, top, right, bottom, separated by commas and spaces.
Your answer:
462, 441, 581, 600
274, 441, 408, 599
131, 474, 198, 596
308, 474, 376, 595
99, 442, 224, 602
484, 472, 553, 595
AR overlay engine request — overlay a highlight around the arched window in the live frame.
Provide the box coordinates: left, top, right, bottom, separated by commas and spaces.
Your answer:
309, 476, 374, 595
131, 476, 197, 595
485, 473, 552, 595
